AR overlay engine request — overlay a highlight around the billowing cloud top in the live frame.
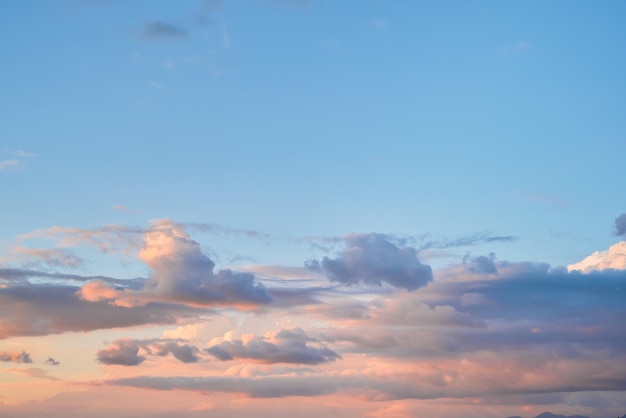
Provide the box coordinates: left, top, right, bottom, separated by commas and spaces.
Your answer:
137, 220, 272, 306
567, 241, 626, 272
313, 233, 433, 290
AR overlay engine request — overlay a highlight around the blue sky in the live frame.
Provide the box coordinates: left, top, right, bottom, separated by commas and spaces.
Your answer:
1, 2, 626, 417
3, 1, 625, 268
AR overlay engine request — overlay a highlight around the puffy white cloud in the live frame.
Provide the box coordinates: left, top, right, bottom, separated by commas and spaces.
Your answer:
567, 241, 626, 272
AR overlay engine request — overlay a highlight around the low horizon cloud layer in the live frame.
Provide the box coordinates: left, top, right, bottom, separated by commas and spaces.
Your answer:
1, 216, 625, 418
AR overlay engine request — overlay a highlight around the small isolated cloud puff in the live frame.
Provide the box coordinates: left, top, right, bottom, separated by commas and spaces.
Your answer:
0, 351, 32, 363
313, 233, 432, 291
97, 339, 145, 366
0, 159, 20, 170
45, 357, 60, 366
138, 21, 188, 40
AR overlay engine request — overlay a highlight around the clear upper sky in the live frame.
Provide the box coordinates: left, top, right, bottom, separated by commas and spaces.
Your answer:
1, 2, 626, 417
2, 0, 625, 266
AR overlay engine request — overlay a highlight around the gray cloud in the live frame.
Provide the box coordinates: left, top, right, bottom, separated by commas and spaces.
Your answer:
0, 283, 204, 339
97, 339, 145, 366
615, 213, 626, 236
96, 338, 204, 365
0, 351, 32, 363
45, 357, 60, 366
205, 328, 341, 365
138, 21, 188, 40
313, 233, 432, 290
107, 370, 626, 400
152, 341, 200, 363
464, 252, 498, 275
419, 231, 518, 250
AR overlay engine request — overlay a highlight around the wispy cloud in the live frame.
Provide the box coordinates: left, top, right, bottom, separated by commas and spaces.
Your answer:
0, 159, 20, 170
137, 21, 188, 40
7, 367, 61, 381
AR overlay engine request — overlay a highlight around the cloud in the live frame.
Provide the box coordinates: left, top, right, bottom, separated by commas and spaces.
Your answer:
0, 283, 202, 339
0, 159, 19, 170
0, 246, 84, 269
151, 341, 200, 363
0, 267, 145, 287
313, 233, 432, 290
205, 328, 341, 365
107, 366, 626, 400
97, 339, 146, 366
96, 338, 202, 365
8, 367, 61, 381
133, 219, 272, 306
567, 241, 626, 272
138, 21, 188, 40
18, 224, 145, 254
0, 350, 32, 363
419, 232, 517, 250
615, 213, 626, 236
463, 253, 498, 275
14, 150, 36, 157
45, 357, 60, 366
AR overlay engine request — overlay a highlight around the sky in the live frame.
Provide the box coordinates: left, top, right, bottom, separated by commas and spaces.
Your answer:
1, 1, 626, 417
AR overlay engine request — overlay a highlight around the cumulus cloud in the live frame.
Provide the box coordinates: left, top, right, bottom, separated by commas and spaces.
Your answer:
0, 350, 32, 363
96, 338, 206, 365
205, 328, 341, 365
135, 219, 272, 307
97, 339, 146, 366
313, 233, 432, 290
151, 341, 200, 363
567, 241, 626, 272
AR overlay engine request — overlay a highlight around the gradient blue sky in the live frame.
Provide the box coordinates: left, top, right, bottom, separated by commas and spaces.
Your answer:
1, 2, 626, 417
3, 0, 625, 268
